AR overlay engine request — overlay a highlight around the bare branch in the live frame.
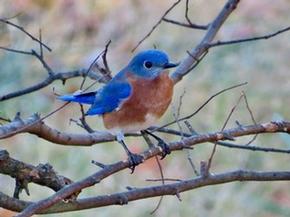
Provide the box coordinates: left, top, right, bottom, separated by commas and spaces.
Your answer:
209, 25, 290, 47
171, 0, 240, 83
80, 44, 107, 90
0, 18, 51, 51
0, 150, 72, 197
8, 120, 290, 216
10, 170, 290, 215
0, 113, 116, 143
207, 93, 244, 172
0, 69, 100, 101
215, 141, 290, 154
185, 0, 193, 25
162, 18, 208, 30
156, 82, 247, 130
0, 46, 32, 55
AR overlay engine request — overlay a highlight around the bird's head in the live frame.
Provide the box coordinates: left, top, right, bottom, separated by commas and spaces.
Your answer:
126, 50, 178, 79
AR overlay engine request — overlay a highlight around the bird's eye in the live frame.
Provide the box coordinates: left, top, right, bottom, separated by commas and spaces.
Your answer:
144, 61, 153, 69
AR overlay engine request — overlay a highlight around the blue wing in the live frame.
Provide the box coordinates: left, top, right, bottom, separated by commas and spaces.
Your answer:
86, 80, 131, 115
58, 91, 97, 104
58, 72, 132, 115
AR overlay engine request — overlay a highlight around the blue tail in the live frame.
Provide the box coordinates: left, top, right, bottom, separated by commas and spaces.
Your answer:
58, 92, 96, 105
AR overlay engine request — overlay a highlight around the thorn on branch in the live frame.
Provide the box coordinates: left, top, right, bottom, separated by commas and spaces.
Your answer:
91, 160, 107, 169
175, 191, 182, 202
235, 120, 244, 128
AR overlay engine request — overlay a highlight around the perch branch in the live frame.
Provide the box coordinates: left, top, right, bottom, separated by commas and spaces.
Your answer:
12, 121, 290, 216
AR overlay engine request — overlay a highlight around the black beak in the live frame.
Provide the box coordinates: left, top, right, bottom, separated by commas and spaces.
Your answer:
163, 62, 179, 69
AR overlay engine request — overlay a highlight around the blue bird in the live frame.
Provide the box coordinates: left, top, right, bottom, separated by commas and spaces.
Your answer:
59, 49, 178, 172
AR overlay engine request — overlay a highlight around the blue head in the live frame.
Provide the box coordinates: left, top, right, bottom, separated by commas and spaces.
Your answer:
125, 50, 178, 79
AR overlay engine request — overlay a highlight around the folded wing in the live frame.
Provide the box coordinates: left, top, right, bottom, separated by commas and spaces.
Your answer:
58, 79, 132, 115
86, 81, 131, 115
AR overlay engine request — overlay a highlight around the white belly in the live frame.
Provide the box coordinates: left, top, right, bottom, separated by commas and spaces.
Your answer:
108, 113, 159, 135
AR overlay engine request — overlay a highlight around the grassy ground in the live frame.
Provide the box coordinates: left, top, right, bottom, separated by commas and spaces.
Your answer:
1, 0, 290, 216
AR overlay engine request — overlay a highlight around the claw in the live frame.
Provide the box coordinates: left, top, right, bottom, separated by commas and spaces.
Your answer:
128, 153, 144, 173
141, 130, 171, 160
157, 140, 171, 159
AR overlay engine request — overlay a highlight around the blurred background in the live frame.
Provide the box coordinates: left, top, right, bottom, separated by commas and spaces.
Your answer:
0, 0, 290, 216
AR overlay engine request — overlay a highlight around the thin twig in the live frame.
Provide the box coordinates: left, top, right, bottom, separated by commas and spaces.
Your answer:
155, 82, 247, 131
185, 0, 193, 25
0, 18, 51, 51
150, 156, 164, 215
172, 89, 186, 140
207, 93, 244, 172
0, 46, 32, 55
184, 120, 200, 176
146, 178, 182, 182
171, 0, 240, 83
31, 50, 54, 75
80, 51, 104, 90
216, 141, 290, 154
162, 18, 208, 30
101, 40, 112, 76
80, 40, 112, 90
209, 26, 290, 47
0, 102, 70, 140
0, 68, 99, 101
39, 29, 43, 58
131, 0, 182, 52
0, 116, 11, 123
184, 49, 208, 74
15, 169, 290, 215
79, 105, 94, 133
241, 91, 258, 146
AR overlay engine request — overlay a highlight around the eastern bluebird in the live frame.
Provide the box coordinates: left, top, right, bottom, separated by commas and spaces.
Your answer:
59, 49, 178, 172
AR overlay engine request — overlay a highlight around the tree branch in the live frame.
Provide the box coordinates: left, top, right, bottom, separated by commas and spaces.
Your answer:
4, 170, 290, 215
0, 150, 73, 198
162, 18, 208, 30
171, 0, 240, 83
0, 113, 116, 143
12, 121, 290, 216
0, 18, 51, 52
209, 25, 290, 47
0, 69, 101, 101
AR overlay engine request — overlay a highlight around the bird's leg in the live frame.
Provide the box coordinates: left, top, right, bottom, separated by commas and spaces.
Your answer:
116, 132, 143, 173
141, 130, 171, 159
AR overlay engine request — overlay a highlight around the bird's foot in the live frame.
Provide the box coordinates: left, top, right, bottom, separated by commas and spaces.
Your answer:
157, 139, 171, 159
141, 130, 171, 159
128, 152, 144, 173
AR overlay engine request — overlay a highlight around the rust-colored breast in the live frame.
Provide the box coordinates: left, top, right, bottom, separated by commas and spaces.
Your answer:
103, 71, 174, 133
